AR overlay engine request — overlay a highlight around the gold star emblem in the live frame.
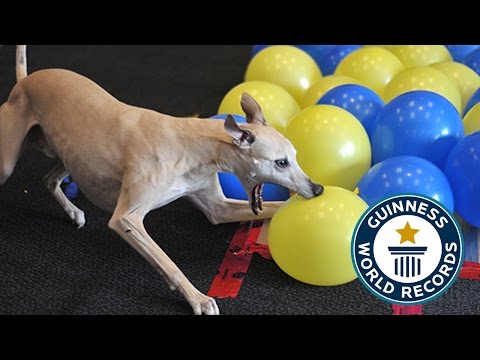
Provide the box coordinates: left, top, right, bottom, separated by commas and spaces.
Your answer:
396, 222, 420, 244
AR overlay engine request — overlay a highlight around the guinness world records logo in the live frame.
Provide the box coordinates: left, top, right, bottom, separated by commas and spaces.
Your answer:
352, 194, 464, 305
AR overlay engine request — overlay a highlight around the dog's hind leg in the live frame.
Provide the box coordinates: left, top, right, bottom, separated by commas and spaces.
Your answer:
0, 88, 36, 185
43, 163, 86, 228
187, 175, 284, 225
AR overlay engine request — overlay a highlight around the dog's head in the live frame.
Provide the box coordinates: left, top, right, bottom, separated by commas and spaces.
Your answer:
224, 93, 324, 215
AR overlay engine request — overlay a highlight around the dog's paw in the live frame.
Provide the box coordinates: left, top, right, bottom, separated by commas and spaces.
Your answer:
190, 294, 219, 316
67, 208, 86, 229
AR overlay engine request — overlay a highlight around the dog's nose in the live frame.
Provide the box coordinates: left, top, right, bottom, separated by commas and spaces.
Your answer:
311, 181, 324, 197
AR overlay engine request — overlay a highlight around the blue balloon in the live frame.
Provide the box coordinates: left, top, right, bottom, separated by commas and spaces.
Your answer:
217, 173, 291, 201
251, 45, 270, 58
211, 114, 291, 201
318, 45, 362, 76
358, 156, 454, 212
464, 48, 480, 75
317, 84, 384, 138
294, 45, 336, 68
253, 45, 337, 68
211, 114, 247, 123
464, 88, 480, 116
444, 132, 480, 227
446, 45, 480, 63
371, 91, 464, 169
62, 176, 78, 201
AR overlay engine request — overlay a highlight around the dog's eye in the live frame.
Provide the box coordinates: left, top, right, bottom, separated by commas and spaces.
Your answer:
275, 159, 289, 169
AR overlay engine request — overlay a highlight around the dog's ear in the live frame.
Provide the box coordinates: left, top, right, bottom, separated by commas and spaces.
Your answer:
241, 93, 268, 126
224, 115, 256, 149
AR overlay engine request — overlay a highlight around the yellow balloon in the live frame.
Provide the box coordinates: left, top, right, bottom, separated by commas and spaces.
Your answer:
431, 61, 480, 112
384, 66, 462, 114
269, 186, 368, 286
335, 46, 404, 97
335, 47, 404, 100
285, 105, 371, 190
463, 103, 480, 135
389, 45, 452, 69
300, 75, 361, 108
363, 45, 396, 51
245, 45, 322, 104
218, 81, 300, 134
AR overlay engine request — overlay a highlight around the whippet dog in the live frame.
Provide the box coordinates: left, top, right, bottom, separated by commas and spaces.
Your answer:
0, 45, 323, 315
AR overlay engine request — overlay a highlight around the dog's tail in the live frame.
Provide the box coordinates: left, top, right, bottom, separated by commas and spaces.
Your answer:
16, 45, 28, 83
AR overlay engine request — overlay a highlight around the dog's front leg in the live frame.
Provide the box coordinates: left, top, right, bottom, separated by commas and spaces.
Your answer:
108, 185, 219, 315
187, 176, 285, 225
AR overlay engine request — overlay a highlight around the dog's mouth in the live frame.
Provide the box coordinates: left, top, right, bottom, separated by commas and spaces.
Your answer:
250, 183, 264, 216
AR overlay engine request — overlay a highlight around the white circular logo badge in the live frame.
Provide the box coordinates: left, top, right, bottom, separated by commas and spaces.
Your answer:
352, 195, 464, 305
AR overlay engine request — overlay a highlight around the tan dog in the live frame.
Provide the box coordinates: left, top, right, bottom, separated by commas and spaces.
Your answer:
0, 45, 323, 315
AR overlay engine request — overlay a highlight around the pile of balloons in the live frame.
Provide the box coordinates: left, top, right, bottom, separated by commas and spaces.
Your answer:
214, 45, 480, 287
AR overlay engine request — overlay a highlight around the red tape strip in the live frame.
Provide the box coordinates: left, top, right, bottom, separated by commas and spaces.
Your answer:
248, 244, 272, 260
459, 261, 480, 280
208, 220, 264, 299
392, 304, 423, 315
